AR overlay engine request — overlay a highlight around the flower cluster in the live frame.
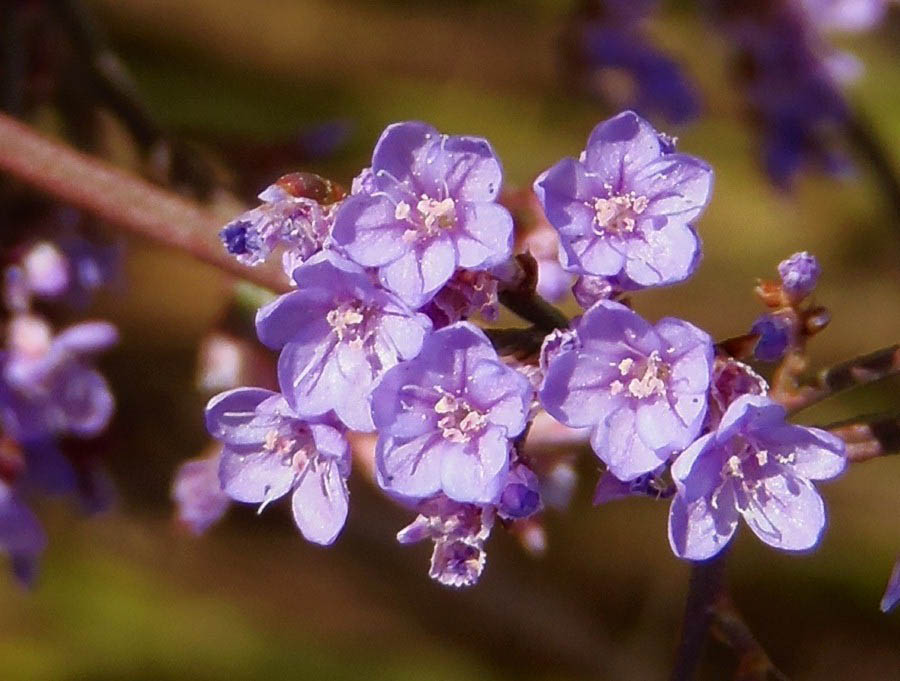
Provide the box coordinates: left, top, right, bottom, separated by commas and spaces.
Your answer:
0, 234, 118, 583
187, 112, 850, 589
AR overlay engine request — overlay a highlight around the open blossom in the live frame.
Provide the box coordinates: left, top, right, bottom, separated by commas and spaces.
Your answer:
534, 111, 712, 288
668, 395, 846, 561
0, 315, 117, 443
372, 323, 533, 504
540, 300, 713, 481
255, 252, 432, 432
205, 387, 350, 545
333, 121, 514, 307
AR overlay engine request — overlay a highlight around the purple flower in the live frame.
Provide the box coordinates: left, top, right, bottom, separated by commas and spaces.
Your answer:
205, 387, 350, 545
540, 300, 714, 481
333, 122, 514, 307
0, 316, 117, 442
534, 111, 712, 288
397, 495, 494, 588
256, 252, 432, 432
668, 395, 846, 561
881, 557, 900, 613
778, 251, 820, 300
0, 480, 46, 585
172, 449, 231, 535
220, 179, 333, 273
373, 323, 533, 504
751, 313, 792, 362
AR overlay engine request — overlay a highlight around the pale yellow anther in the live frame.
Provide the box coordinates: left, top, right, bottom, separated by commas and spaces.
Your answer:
395, 201, 411, 220
590, 191, 649, 236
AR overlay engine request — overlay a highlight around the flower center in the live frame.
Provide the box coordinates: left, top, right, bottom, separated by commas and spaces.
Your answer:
434, 390, 487, 443
589, 189, 649, 236
609, 351, 669, 399
326, 302, 368, 346
263, 426, 316, 475
395, 195, 457, 242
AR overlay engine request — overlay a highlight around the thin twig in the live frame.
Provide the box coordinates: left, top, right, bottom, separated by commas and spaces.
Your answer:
0, 112, 290, 294
670, 553, 729, 681
770, 344, 900, 413
710, 593, 791, 681
825, 412, 900, 462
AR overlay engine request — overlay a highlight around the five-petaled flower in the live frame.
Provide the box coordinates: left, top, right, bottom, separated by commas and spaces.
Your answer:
373, 323, 533, 504
533, 110, 712, 288
540, 300, 714, 481
205, 387, 351, 545
255, 252, 432, 432
333, 121, 514, 308
668, 394, 846, 561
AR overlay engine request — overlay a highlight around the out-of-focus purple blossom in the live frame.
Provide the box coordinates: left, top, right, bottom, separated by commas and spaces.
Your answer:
593, 466, 673, 505
534, 111, 712, 289
21, 242, 69, 298
206, 387, 351, 545
172, 448, 231, 535
712, 1, 854, 186
14, 229, 121, 308
751, 313, 793, 362
794, 0, 888, 33
1, 316, 117, 443
256, 252, 432, 432
3, 267, 30, 312
333, 121, 514, 308
421, 270, 499, 329
668, 395, 846, 561
563, 1, 699, 124
540, 300, 713, 481
397, 495, 494, 588
778, 251, 821, 300
881, 557, 900, 612
220, 179, 334, 273
373, 323, 533, 504
0, 480, 47, 586
196, 334, 247, 394
706, 358, 768, 431
578, 28, 700, 125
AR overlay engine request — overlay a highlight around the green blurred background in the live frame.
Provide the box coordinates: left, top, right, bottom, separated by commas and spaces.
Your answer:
1, 1, 899, 679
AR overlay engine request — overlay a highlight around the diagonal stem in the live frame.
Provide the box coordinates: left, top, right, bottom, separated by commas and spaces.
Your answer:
825, 411, 900, 462
0, 112, 289, 294
772, 344, 900, 413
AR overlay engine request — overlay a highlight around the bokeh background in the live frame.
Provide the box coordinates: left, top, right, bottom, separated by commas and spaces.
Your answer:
1, 1, 899, 679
